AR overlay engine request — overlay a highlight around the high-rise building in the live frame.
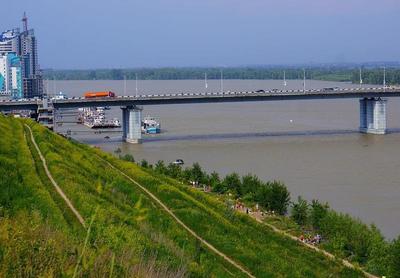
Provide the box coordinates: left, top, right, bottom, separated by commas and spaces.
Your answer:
0, 13, 43, 99
0, 29, 20, 55
0, 53, 23, 99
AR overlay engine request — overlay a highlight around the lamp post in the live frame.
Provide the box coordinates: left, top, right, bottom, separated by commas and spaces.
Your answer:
135, 73, 138, 97
220, 69, 224, 93
383, 66, 386, 92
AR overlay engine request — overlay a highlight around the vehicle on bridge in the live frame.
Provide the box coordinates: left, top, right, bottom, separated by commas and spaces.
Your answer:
84, 91, 116, 98
322, 87, 339, 92
52, 91, 67, 100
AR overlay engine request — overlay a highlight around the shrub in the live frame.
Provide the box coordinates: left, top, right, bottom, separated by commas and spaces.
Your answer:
121, 154, 135, 162
310, 199, 329, 230
291, 196, 309, 226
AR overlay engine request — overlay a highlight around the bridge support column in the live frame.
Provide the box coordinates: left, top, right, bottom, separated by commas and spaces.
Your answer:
121, 106, 142, 144
359, 98, 387, 134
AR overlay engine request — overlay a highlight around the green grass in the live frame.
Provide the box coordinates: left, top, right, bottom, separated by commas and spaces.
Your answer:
0, 115, 364, 277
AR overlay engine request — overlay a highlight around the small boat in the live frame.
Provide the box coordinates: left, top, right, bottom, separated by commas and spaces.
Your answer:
173, 159, 184, 165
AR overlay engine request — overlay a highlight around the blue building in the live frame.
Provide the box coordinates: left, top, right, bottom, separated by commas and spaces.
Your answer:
0, 13, 43, 99
0, 53, 23, 99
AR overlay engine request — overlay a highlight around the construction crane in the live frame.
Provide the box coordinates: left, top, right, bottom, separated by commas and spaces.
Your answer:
22, 12, 28, 32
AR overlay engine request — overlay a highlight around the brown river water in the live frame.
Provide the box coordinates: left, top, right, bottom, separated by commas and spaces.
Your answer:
48, 79, 400, 239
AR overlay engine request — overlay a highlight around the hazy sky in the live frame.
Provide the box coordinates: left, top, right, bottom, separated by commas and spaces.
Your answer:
2, 0, 399, 69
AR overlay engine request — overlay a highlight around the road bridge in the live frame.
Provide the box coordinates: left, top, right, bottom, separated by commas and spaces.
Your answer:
1, 86, 400, 143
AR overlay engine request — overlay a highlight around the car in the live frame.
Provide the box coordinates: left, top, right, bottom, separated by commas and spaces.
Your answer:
255, 89, 265, 93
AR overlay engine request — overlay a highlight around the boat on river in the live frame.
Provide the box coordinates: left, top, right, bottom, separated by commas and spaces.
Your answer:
142, 116, 161, 134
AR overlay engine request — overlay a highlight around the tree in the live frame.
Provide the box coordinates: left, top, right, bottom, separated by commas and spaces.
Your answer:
182, 167, 192, 182
241, 174, 261, 198
223, 173, 241, 196
310, 200, 329, 230
291, 196, 309, 226
88, 70, 97, 80
140, 159, 149, 168
365, 224, 390, 276
190, 163, 205, 184
110, 69, 123, 80
121, 154, 135, 162
166, 163, 182, 179
154, 160, 167, 174
389, 236, 400, 277
255, 183, 271, 209
208, 171, 221, 188
268, 181, 291, 215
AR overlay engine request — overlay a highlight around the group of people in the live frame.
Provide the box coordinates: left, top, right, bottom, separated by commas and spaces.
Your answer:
189, 181, 212, 192
299, 233, 322, 245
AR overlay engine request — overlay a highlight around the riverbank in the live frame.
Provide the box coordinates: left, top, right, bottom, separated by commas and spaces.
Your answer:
131, 156, 399, 277
43, 67, 400, 85
0, 115, 367, 277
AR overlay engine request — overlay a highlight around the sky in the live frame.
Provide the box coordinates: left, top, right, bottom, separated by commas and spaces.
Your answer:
1, 0, 399, 69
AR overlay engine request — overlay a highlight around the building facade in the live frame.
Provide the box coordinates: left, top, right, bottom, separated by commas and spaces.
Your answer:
0, 29, 20, 55
0, 14, 43, 99
0, 53, 23, 99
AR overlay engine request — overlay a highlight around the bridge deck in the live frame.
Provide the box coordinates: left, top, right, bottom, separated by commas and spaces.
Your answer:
1, 87, 400, 110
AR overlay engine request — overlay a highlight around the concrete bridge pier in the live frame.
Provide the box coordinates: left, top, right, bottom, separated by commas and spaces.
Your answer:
359, 97, 387, 134
121, 105, 142, 144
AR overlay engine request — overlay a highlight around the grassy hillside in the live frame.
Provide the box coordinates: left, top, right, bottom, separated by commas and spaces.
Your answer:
0, 115, 364, 277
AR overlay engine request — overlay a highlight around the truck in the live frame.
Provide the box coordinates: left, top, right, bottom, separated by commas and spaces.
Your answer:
84, 91, 116, 98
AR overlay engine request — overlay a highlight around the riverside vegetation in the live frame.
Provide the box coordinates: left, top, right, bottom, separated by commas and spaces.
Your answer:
0, 115, 396, 277
121, 156, 400, 277
44, 67, 400, 85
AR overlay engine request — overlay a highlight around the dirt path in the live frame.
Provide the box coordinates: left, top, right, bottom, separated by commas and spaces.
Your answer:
25, 124, 86, 228
98, 155, 255, 278
238, 209, 377, 278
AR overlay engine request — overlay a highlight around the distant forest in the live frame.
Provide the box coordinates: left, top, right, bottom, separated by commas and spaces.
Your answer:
43, 67, 400, 85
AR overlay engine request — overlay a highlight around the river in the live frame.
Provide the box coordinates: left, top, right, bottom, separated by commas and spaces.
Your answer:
48, 79, 400, 239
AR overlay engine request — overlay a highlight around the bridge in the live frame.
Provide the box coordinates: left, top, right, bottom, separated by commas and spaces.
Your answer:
1, 86, 400, 143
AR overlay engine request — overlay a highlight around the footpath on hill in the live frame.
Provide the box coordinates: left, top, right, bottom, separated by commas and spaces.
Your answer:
96, 154, 256, 278
25, 123, 254, 278
25, 124, 86, 228
234, 205, 378, 278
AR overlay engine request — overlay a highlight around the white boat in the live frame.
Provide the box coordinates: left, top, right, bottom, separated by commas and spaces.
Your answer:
79, 107, 120, 128
142, 116, 161, 134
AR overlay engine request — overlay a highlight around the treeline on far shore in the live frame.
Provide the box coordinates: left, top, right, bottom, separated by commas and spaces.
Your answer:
43, 67, 400, 85
116, 151, 400, 278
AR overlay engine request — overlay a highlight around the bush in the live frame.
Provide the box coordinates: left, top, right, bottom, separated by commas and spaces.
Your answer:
121, 154, 135, 162
291, 196, 309, 226
267, 181, 291, 215
310, 200, 329, 230
388, 236, 400, 277
140, 159, 149, 168
223, 173, 241, 195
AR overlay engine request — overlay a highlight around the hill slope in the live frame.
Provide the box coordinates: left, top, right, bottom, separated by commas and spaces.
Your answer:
0, 115, 364, 277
